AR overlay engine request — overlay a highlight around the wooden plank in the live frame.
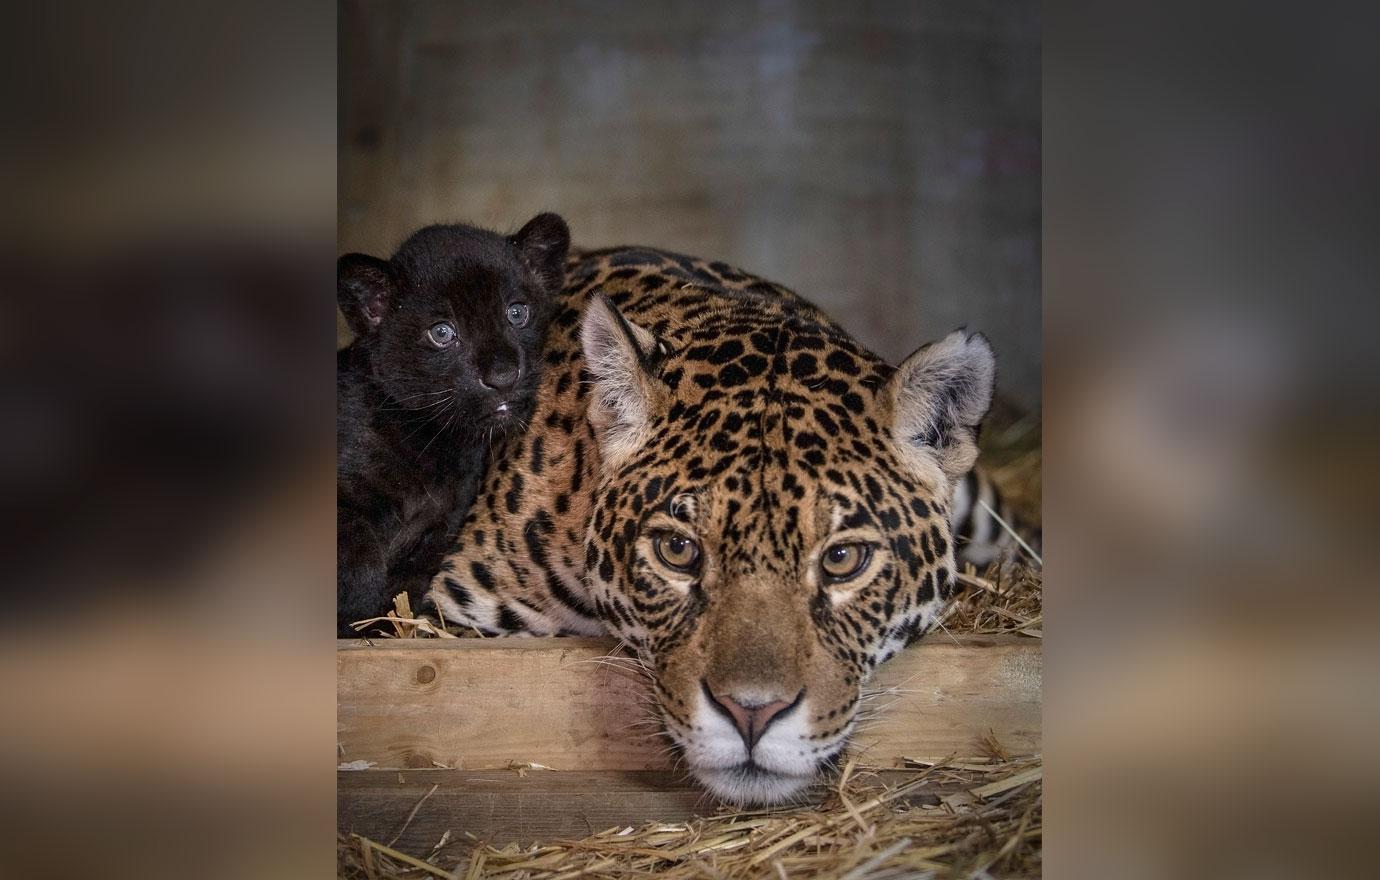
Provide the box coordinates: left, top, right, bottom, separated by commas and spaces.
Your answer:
339, 770, 703, 852
337, 635, 1040, 772
338, 768, 968, 851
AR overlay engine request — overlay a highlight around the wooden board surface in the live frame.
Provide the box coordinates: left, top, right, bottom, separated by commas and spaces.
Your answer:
339, 768, 973, 851
337, 634, 1040, 772
340, 769, 703, 852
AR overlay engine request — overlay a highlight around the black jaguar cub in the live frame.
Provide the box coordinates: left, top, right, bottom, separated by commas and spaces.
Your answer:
336, 213, 570, 635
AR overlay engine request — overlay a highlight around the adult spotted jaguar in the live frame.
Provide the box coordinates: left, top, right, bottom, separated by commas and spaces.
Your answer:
427, 246, 1012, 805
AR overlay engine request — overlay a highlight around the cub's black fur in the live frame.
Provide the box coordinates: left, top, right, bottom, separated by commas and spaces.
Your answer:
336, 213, 570, 635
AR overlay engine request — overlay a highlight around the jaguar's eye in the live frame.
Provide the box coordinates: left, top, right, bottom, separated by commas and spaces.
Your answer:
426, 322, 457, 347
652, 532, 701, 573
821, 542, 872, 582
506, 303, 530, 327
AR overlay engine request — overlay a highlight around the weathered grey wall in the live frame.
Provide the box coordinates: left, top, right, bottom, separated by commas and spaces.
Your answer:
340, 0, 1041, 409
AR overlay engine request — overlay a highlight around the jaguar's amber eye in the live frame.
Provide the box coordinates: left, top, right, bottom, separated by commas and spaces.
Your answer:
821, 542, 872, 582
652, 532, 701, 573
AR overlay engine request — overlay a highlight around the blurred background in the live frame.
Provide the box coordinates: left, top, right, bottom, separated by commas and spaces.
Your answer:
1046, 3, 1380, 877
338, 0, 1042, 412
0, 2, 337, 878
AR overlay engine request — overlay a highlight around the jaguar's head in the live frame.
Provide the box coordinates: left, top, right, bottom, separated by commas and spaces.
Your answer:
579, 294, 994, 805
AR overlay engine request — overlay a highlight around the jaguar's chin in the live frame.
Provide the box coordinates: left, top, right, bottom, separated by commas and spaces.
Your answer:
693, 763, 817, 806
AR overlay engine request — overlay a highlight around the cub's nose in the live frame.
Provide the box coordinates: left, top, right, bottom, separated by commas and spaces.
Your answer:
703, 682, 803, 751
481, 359, 520, 391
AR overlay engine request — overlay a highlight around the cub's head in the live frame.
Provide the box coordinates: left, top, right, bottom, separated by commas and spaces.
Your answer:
580, 295, 994, 805
337, 213, 569, 431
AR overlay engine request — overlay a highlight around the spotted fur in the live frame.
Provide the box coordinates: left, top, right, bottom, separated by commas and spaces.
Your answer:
427, 246, 1004, 804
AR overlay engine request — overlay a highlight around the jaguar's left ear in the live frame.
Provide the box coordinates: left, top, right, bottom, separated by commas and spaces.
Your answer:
889, 330, 995, 486
580, 293, 667, 470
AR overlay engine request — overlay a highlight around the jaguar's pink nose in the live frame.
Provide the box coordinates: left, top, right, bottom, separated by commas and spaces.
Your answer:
703, 683, 803, 750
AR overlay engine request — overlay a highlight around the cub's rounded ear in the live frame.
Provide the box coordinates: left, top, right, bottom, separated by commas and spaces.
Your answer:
337, 253, 395, 336
512, 212, 571, 293
889, 329, 996, 485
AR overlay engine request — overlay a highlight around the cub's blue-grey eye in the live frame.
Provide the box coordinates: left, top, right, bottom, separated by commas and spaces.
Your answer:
506, 303, 530, 328
426, 322, 456, 347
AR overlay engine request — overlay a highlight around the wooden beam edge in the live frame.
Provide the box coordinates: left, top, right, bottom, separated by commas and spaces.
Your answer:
337, 632, 1038, 653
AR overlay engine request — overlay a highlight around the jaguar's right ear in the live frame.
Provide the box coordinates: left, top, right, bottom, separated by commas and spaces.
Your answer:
580, 293, 665, 469
888, 329, 995, 488
337, 253, 396, 336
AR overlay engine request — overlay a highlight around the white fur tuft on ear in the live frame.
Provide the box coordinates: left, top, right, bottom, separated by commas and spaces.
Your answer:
890, 330, 996, 485
580, 294, 661, 468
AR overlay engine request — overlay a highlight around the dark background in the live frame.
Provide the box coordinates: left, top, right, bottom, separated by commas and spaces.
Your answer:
338, 0, 1041, 411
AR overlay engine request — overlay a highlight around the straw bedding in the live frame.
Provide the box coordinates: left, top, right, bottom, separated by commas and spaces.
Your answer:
339, 414, 1041, 878
340, 750, 1041, 879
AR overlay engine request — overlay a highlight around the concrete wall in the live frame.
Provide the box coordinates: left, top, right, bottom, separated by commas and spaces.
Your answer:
340, 0, 1040, 409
